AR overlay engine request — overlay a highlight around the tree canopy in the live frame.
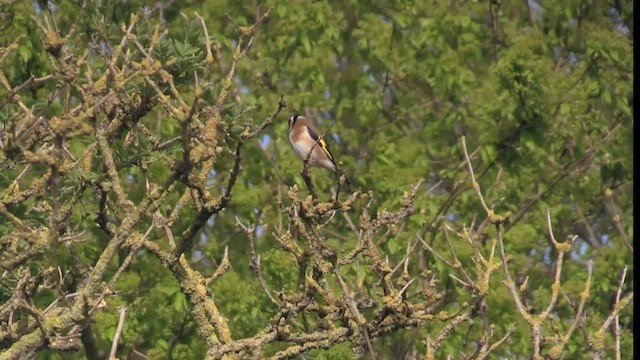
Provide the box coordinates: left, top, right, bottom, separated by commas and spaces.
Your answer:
0, 0, 633, 359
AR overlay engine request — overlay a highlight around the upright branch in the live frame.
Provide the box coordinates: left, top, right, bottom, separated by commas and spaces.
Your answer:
108, 307, 127, 360
460, 136, 506, 225
588, 266, 633, 359
460, 136, 603, 360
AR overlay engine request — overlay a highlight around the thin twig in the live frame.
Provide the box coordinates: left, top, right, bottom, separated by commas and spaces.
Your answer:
300, 117, 338, 200
334, 270, 375, 359
460, 137, 494, 220
109, 307, 128, 360
235, 217, 277, 304
613, 266, 628, 360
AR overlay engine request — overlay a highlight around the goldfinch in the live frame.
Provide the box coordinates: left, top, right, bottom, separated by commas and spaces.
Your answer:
288, 114, 350, 186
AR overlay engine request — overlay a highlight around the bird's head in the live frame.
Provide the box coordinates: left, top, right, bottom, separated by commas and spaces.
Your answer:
288, 114, 308, 130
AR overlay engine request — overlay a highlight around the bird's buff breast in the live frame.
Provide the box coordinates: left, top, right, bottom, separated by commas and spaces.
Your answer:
292, 140, 314, 161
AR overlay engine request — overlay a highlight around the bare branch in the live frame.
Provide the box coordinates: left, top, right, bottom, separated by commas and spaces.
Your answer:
108, 307, 127, 360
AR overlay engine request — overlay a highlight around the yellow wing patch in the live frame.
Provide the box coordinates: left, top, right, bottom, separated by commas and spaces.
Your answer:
305, 125, 336, 164
318, 138, 335, 161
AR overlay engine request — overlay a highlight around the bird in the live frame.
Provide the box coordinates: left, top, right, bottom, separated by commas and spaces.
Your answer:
288, 114, 351, 188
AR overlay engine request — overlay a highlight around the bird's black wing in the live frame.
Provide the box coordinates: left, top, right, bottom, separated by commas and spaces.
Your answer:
306, 125, 336, 163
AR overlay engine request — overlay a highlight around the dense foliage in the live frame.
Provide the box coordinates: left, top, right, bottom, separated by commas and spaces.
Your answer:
0, 0, 633, 359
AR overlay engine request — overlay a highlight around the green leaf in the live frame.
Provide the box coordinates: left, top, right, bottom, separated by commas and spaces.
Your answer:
17, 44, 30, 63
300, 34, 311, 54
276, 4, 287, 18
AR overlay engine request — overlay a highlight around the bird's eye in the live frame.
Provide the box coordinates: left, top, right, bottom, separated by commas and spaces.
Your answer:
289, 114, 299, 129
